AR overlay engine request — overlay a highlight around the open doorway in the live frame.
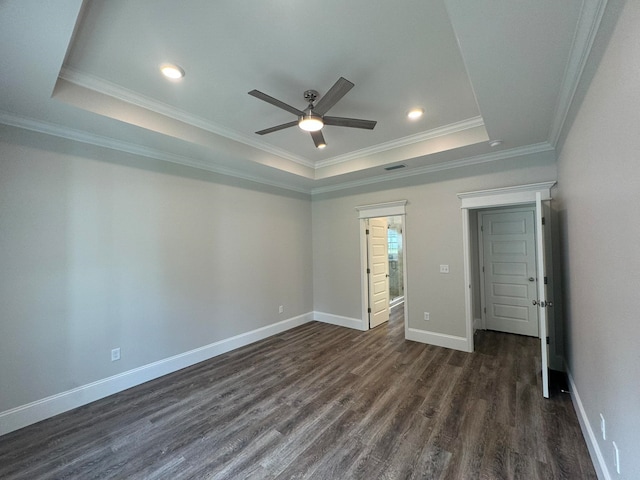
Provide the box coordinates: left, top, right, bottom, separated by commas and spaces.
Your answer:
356, 201, 408, 335
365, 216, 405, 329
459, 182, 557, 398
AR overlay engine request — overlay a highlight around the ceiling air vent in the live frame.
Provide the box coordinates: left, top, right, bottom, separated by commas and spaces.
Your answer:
384, 164, 406, 171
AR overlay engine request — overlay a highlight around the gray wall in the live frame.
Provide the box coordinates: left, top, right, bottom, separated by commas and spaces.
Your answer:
312, 151, 557, 337
0, 126, 313, 412
555, 0, 640, 476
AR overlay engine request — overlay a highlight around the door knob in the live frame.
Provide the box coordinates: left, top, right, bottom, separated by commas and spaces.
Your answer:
532, 300, 538, 306
528, 277, 535, 282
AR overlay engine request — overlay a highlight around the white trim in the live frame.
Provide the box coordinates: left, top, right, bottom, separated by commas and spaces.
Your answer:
566, 366, 611, 480
461, 208, 475, 352
0, 312, 314, 436
59, 67, 315, 169
315, 116, 485, 168
406, 328, 471, 352
61, 67, 486, 172
457, 181, 556, 209
313, 311, 366, 331
0, 111, 556, 197
311, 143, 555, 195
355, 200, 407, 219
390, 296, 404, 309
548, 0, 609, 146
0, 111, 311, 195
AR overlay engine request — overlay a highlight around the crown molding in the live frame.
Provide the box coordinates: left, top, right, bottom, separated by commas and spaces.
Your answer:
59, 68, 488, 173
58, 66, 316, 169
315, 116, 485, 168
548, 0, 608, 146
1, 111, 556, 198
311, 142, 555, 195
0, 111, 311, 195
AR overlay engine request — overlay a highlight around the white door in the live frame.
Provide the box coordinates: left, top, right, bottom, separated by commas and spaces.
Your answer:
481, 208, 539, 337
535, 193, 550, 398
367, 218, 390, 328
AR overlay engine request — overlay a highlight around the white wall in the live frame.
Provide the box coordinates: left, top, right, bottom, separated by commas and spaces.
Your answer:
0, 126, 313, 417
555, 0, 640, 477
312, 151, 557, 342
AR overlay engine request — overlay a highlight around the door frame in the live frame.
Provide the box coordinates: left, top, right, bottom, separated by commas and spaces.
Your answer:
458, 182, 555, 352
356, 201, 408, 334
477, 205, 538, 335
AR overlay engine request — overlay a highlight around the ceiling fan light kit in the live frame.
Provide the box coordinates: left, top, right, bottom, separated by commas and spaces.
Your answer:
249, 77, 377, 149
298, 113, 324, 132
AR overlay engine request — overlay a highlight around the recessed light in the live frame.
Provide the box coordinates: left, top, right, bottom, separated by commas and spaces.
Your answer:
489, 140, 503, 147
160, 64, 185, 79
317, 142, 327, 149
407, 108, 424, 120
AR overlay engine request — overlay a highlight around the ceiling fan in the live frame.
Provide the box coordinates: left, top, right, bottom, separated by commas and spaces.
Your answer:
248, 77, 377, 149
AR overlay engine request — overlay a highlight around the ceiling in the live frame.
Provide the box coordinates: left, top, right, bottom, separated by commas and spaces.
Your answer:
0, 0, 606, 194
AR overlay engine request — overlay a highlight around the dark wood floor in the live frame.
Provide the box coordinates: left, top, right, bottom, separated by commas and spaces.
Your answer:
0, 306, 596, 479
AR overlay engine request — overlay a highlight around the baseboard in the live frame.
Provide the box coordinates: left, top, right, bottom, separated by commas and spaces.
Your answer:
313, 311, 366, 331
406, 327, 471, 352
566, 365, 610, 480
390, 297, 404, 309
0, 312, 314, 437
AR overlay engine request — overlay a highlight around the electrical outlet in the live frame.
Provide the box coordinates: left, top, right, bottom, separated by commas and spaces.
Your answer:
613, 441, 620, 474
279, 305, 284, 314
439, 264, 450, 274
424, 312, 430, 321
111, 348, 121, 362
600, 413, 606, 440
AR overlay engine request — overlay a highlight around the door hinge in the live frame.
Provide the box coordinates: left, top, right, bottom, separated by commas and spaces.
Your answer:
546, 336, 550, 345
366, 229, 369, 235
542, 217, 546, 225
366, 268, 370, 274
482, 266, 485, 273
544, 276, 548, 285
481, 225, 484, 232
368, 307, 372, 313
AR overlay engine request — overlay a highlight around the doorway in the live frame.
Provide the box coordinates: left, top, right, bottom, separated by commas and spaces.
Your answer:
365, 215, 406, 329
356, 201, 408, 335
459, 182, 556, 398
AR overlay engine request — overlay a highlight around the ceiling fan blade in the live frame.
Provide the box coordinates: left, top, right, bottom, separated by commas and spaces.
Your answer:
324, 116, 377, 130
248, 90, 305, 116
255, 120, 298, 135
311, 130, 326, 148
313, 77, 354, 116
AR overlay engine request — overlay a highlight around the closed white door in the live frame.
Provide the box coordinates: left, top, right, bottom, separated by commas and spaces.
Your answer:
368, 218, 390, 328
481, 208, 539, 337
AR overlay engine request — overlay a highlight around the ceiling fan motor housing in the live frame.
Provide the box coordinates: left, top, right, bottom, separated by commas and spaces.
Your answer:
303, 89, 319, 105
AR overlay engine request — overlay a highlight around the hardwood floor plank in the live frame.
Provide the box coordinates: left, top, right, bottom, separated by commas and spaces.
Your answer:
0, 306, 597, 479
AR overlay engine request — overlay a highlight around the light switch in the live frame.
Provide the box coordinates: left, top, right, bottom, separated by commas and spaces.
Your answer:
440, 265, 450, 274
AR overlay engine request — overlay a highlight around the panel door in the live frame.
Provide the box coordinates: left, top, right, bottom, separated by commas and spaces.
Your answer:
368, 218, 390, 328
535, 193, 550, 398
482, 209, 539, 337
